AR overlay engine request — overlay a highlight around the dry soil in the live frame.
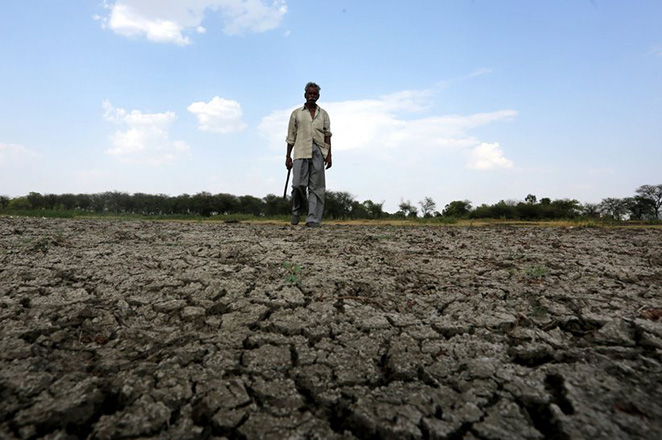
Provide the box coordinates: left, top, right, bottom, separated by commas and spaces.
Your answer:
1, 217, 661, 439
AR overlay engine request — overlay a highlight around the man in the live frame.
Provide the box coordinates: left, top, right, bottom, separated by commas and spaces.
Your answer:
285, 82, 332, 227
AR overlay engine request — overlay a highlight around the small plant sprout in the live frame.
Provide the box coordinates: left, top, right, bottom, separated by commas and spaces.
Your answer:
524, 265, 549, 279
283, 261, 302, 284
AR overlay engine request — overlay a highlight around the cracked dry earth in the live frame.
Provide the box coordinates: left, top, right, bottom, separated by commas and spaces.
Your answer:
1, 218, 662, 440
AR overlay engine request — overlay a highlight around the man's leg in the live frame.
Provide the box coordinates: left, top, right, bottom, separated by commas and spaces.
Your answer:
291, 158, 310, 225
306, 144, 326, 225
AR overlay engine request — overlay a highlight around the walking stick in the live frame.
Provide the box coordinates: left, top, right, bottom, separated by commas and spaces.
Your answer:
283, 168, 291, 199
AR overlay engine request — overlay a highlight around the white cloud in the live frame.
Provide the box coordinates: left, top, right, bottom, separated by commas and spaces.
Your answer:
105, 3, 190, 45
221, 0, 288, 35
0, 142, 40, 166
469, 67, 493, 77
99, 0, 287, 45
259, 88, 517, 167
102, 100, 191, 165
467, 142, 514, 170
187, 96, 247, 133
259, 109, 292, 152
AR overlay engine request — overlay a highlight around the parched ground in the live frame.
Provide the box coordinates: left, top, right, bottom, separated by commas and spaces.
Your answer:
1, 217, 661, 440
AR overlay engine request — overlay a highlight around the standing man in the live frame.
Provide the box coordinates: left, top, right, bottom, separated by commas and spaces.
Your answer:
285, 82, 332, 227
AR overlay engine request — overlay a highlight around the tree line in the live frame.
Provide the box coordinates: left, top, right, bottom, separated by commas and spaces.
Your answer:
0, 184, 660, 221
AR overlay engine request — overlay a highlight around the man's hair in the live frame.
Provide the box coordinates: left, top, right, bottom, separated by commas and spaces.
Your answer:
305, 82, 321, 92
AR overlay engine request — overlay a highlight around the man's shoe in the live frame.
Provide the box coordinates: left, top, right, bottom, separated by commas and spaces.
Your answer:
305, 222, 320, 228
291, 215, 300, 225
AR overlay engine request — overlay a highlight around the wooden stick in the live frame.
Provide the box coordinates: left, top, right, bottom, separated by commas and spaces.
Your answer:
283, 168, 291, 199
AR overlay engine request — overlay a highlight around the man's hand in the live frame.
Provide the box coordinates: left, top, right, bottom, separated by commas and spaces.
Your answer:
286, 156, 293, 170
325, 153, 332, 169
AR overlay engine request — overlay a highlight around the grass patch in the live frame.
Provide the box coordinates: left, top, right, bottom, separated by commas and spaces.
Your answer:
283, 261, 302, 284
524, 265, 550, 279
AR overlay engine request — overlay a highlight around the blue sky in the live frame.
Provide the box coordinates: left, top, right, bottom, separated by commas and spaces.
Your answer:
1, 0, 660, 213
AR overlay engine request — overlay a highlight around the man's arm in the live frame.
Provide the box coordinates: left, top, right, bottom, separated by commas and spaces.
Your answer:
286, 143, 294, 170
286, 111, 297, 170
323, 110, 332, 169
324, 135, 332, 169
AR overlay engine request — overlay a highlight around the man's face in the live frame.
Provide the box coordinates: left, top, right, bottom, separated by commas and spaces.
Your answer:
305, 87, 320, 104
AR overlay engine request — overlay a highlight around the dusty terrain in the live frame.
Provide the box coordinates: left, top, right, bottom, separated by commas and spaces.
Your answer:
1, 217, 661, 440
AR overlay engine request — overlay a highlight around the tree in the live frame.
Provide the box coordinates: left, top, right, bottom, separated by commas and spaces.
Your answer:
42, 194, 58, 210
581, 203, 600, 218
102, 191, 131, 213
525, 194, 537, 204
90, 193, 107, 213
172, 194, 192, 215
263, 194, 289, 217
419, 197, 436, 218
549, 199, 581, 218
599, 198, 628, 220
350, 201, 368, 219
133, 193, 153, 214
442, 200, 472, 218
516, 202, 541, 220
73, 194, 92, 211
134, 193, 167, 215
362, 200, 384, 219
8, 197, 31, 210
27, 192, 45, 210
58, 193, 78, 211
0, 195, 9, 209
625, 196, 655, 220
190, 192, 215, 216
491, 200, 517, 219
325, 191, 356, 219
214, 193, 239, 215
398, 200, 417, 218
635, 184, 662, 219
469, 204, 492, 219
238, 195, 264, 216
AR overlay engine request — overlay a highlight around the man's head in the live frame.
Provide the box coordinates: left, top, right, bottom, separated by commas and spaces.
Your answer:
304, 82, 321, 105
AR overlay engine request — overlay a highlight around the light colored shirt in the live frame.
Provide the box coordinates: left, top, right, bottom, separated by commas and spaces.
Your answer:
286, 105, 332, 160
